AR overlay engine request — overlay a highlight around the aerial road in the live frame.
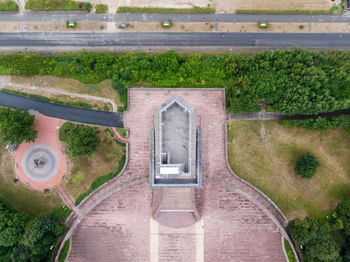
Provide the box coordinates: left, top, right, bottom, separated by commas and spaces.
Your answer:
0, 32, 350, 48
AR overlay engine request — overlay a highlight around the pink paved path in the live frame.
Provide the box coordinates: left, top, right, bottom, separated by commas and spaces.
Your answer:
15, 114, 66, 189
109, 127, 128, 143
66, 89, 288, 262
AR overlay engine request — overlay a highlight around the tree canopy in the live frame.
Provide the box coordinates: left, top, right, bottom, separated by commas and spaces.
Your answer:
295, 152, 321, 179
0, 108, 37, 145
65, 124, 100, 157
0, 49, 349, 115
0, 198, 65, 262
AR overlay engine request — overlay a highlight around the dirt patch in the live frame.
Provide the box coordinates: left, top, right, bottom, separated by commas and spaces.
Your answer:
218, 22, 309, 32
117, 22, 216, 32
228, 120, 350, 220
22, 22, 107, 32
311, 22, 349, 33
3, 84, 113, 111
213, 0, 333, 13
10, 75, 121, 107
0, 22, 18, 32
60, 127, 125, 201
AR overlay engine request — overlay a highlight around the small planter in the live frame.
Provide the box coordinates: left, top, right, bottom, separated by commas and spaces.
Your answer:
66, 21, 77, 29
161, 20, 172, 28
258, 21, 269, 28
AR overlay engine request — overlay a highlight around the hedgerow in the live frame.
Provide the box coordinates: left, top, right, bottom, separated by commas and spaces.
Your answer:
280, 116, 350, 130
0, 49, 349, 115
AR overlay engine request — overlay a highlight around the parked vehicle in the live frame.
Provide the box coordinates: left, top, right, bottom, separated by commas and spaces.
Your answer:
118, 23, 130, 29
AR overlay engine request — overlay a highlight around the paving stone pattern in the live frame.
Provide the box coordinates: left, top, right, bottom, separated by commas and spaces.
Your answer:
67, 89, 286, 262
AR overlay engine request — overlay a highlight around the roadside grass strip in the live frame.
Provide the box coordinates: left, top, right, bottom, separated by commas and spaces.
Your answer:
25, 0, 91, 11
0, 0, 18, 11
117, 6, 215, 13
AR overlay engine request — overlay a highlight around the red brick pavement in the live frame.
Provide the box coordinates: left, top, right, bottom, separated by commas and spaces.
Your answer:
66, 89, 288, 262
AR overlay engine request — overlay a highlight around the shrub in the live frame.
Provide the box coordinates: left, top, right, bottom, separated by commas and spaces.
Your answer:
258, 21, 269, 28
95, 4, 107, 13
161, 20, 172, 28
280, 116, 350, 131
58, 122, 73, 141
299, 25, 304, 29
66, 21, 77, 28
295, 152, 320, 179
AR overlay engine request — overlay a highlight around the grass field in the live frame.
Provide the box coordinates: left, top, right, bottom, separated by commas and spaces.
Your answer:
61, 127, 125, 201
227, 120, 350, 220
0, 143, 63, 216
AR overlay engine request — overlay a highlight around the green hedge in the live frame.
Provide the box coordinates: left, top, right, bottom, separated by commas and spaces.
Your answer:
0, 49, 350, 115
280, 116, 350, 130
75, 154, 126, 205
117, 6, 215, 13
25, 0, 91, 11
95, 4, 107, 13
58, 239, 70, 262
0, 0, 18, 11
2, 89, 92, 109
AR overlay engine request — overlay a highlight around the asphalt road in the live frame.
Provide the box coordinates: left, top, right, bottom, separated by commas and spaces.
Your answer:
0, 92, 124, 127
1, 12, 350, 23
1, 32, 350, 48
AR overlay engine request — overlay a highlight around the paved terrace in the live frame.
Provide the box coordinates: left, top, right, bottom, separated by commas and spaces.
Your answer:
65, 88, 294, 262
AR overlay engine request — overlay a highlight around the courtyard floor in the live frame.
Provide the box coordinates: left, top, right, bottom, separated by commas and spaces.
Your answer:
66, 88, 288, 262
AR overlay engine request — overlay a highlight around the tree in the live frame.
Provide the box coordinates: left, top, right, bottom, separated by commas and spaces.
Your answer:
0, 108, 37, 145
304, 236, 340, 262
66, 124, 100, 157
295, 152, 320, 179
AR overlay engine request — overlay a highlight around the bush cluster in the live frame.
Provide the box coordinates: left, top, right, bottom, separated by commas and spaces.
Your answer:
0, 198, 65, 262
0, 49, 349, 115
288, 199, 350, 262
280, 116, 350, 131
295, 152, 320, 179
95, 4, 107, 13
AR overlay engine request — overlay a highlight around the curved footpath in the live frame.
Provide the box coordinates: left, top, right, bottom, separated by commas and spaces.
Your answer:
57, 88, 299, 262
0, 91, 124, 127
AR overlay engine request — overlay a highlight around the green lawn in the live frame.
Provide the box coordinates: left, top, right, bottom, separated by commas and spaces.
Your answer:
227, 120, 350, 220
58, 239, 70, 262
0, 143, 63, 216
61, 127, 125, 202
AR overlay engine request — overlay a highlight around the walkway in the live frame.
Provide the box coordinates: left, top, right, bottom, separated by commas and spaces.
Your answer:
5, 81, 118, 112
0, 91, 124, 127
109, 127, 128, 143
63, 88, 295, 262
1, 12, 350, 23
